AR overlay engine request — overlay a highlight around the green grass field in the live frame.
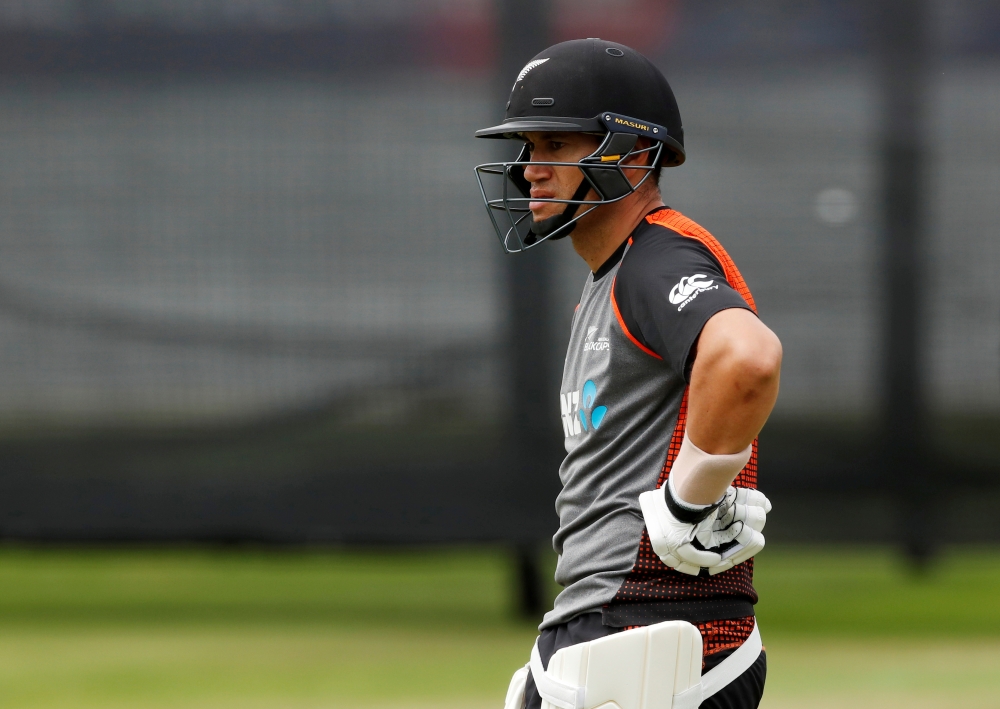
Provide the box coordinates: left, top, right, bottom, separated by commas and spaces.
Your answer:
0, 546, 997, 708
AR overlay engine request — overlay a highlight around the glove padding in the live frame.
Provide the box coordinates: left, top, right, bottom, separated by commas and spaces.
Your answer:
639, 482, 771, 576
699, 486, 771, 575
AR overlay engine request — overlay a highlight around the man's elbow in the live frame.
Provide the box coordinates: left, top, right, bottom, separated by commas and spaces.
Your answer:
731, 330, 782, 399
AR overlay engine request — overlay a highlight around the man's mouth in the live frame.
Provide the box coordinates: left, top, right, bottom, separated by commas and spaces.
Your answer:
529, 190, 556, 214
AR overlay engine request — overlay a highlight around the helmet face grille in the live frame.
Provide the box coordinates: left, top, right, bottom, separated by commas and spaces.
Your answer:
474, 139, 663, 254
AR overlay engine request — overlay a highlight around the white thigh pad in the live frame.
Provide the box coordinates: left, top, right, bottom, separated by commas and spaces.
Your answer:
533, 621, 703, 709
528, 620, 763, 709
504, 664, 530, 709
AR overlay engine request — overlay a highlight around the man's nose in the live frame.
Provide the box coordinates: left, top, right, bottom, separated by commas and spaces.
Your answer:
522, 161, 550, 183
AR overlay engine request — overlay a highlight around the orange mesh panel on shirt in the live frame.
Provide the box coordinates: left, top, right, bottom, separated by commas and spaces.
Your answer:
698, 616, 757, 657
612, 209, 759, 608
621, 616, 756, 664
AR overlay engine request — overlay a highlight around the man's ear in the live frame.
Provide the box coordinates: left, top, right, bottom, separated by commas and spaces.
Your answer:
622, 137, 656, 166
621, 137, 660, 192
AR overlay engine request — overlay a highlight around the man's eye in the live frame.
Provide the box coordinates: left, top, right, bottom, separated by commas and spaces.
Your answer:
549, 141, 566, 151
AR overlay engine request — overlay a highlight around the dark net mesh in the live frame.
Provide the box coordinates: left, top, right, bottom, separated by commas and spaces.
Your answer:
0, 0, 996, 543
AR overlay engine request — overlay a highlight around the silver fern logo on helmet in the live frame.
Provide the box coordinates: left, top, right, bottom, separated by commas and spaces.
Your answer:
514, 58, 549, 87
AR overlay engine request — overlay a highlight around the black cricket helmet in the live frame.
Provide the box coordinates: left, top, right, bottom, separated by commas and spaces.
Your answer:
474, 38, 684, 253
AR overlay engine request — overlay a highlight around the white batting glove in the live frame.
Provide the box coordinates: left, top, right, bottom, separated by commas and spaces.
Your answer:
699, 487, 771, 575
639, 477, 725, 575
640, 480, 772, 576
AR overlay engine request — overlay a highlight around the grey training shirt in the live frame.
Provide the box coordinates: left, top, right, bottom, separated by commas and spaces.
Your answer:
543, 207, 757, 630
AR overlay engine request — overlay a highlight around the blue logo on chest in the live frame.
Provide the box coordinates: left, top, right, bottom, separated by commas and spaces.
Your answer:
580, 380, 607, 431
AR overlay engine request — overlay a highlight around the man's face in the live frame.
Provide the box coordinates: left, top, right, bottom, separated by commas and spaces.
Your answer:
521, 131, 602, 223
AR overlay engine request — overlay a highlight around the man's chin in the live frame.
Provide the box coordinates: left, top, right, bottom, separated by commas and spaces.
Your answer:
529, 207, 563, 223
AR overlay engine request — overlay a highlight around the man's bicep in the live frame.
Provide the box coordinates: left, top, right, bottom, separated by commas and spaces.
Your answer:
671, 300, 754, 381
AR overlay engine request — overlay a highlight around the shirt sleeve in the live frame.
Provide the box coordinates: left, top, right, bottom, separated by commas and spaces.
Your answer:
614, 232, 754, 380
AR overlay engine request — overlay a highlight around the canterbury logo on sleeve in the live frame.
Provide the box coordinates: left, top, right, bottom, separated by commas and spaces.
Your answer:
668, 274, 717, 308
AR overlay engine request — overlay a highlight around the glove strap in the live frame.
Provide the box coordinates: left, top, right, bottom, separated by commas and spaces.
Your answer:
665, 476, 721, 524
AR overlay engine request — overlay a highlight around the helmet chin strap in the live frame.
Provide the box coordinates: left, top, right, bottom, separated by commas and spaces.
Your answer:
524, 178, 592, 245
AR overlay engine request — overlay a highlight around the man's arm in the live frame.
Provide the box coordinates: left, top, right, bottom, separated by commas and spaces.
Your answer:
672, 308, 782, 505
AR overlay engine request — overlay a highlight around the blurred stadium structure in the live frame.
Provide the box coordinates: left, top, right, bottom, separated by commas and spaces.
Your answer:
0, 0, 998, 611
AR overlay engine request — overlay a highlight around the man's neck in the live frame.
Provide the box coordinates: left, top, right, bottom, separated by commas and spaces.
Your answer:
570, 190, 666, 272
